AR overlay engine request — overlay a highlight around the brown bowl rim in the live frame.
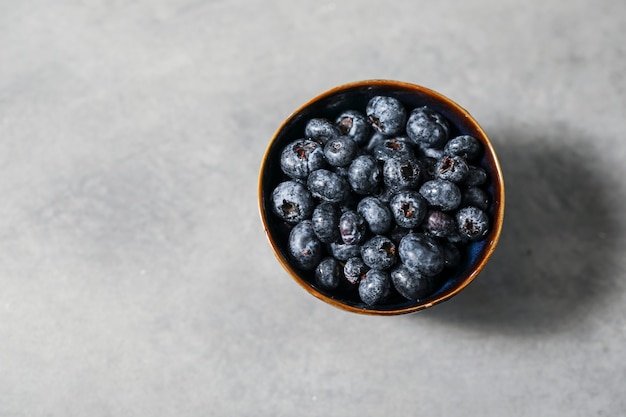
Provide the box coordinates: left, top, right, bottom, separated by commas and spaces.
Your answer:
258, 79, 505, 315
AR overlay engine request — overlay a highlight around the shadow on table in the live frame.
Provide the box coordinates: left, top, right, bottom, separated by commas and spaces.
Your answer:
418, 128, 622, 335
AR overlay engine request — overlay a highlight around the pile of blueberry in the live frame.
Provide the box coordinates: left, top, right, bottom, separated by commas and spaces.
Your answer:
270, 95, 491, 307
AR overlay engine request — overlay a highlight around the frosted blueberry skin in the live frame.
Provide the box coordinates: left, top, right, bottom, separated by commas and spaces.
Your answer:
358, 269, 392, 306
383, 156, 421, 192
389, 190, 427, 229
328, 241, 362, 261
435, 155, 469, 183
398, 233, 445, 277
444, 135, 482, 161
339, 210, 368, 245
360, 235, 397, 270
456, 206, 490, 241
357, 196, 393, 235
419, 179, 462, 212
315, 257, 342, 290
311, 202, 341, 244
366, 96, 407, 136
280, 139, 326, 180
305, 118, 341, 145
271, 180, 314, 224
406, 106, 450, 149
372, 137, 415, 164
390, 264, 433, 301
324, 135, 358, 167
422, 210, 456, 238
307, 169, 350, 204
463, 165, 488, 186
335, 110, 370, 145
347, 155, 381, 195
344, 256, 369, 285
288, 220, 323, 271
461, 187, 490, 211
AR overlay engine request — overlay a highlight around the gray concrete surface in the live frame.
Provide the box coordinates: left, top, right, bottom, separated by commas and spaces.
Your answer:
1, 0, 625, 415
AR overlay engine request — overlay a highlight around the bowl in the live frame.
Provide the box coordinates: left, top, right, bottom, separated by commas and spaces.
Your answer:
258, 79, 504, 315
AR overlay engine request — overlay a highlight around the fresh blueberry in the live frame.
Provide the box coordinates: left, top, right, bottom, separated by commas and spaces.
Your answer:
315, 257, 342, 290
365, 131, 387, 152
328, 241, 362, 261
344, 256, 369, 285
305, 118, 341, 144
383, 156, 421, 192
441, 241, 461, 269
406, 106, 449, 149
444, 135, 481, 161
311, 202, 341, 243
390, 264, 433, 301
456, 206, 490, 241
389, 190, 427, 229
461, 186, 490, 211
435, 155, 469, 183
324, 135, 358, 167
271, 180, 314, 224
347, 155, 381, 195
389, 226, 411, 246
339, 210, 368, 245
358, 269, 391, 306
357, 196, 393, 235
335, 110, 370, 145
398, 233, 444, 277
288, 220, 322, 270
418, 179, 462, 212
417, 145, 445, 160
307, 169, 350, 204
366, 96, 407, 136
463, 165, 488, 186
361, 235, 397, 270
372, 185, 395, 204
422, 210, 456, 238
372, 137, 415, 164
279, 139, 326, 180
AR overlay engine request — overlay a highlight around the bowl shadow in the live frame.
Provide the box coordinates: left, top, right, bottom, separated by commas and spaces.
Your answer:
418, 127, 623, 335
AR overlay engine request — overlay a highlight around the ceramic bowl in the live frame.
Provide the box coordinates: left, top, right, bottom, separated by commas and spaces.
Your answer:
258, 79, 504, 315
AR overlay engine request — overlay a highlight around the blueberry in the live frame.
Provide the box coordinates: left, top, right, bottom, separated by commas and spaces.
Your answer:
344, 256, 369, 285
288, 220, 322, 270
417, 145, 445, 160
339, 210, 368, 245
372, 137, 415, 164
328, 241, 362, 261
398, 233, 444, 277
324, 135, 357, 167
279, 139, 326, 180
271, 180, 314, 224
383, 156, 421, 192
441, 241, 461, 269
389, 190, 427, 229
406, 106, 449, 149
365, 131, 387, 152
311, 202, 341, 243
418, 179, 462, 212
361, 235, 397, 270
390, 264, 433, 301
348, 155, 381, 195
357, 196, 393, 235
305, 118, 341, 144
444, 135, 481, 161
372, 185, 395, 204
389, 226, 411, 246
435, 155, 469, 183
463, 165, 488, 186
315, 257, 342, 290
307, 169, 350, 204
366, 96, 407, 136
422, 210, 456, 238
461, 186, 490, 211
456, 206, 490, 241
358, 269, 391, 306
335, 110, 370, 145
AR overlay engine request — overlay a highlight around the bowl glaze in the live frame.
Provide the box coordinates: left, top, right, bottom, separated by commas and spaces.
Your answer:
258, 80, 505, 315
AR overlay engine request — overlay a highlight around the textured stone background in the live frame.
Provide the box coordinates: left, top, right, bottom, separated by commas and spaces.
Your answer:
1, 0, 625, 415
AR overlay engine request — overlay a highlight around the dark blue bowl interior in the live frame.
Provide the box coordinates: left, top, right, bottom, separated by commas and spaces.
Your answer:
260, 82, 496, 312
